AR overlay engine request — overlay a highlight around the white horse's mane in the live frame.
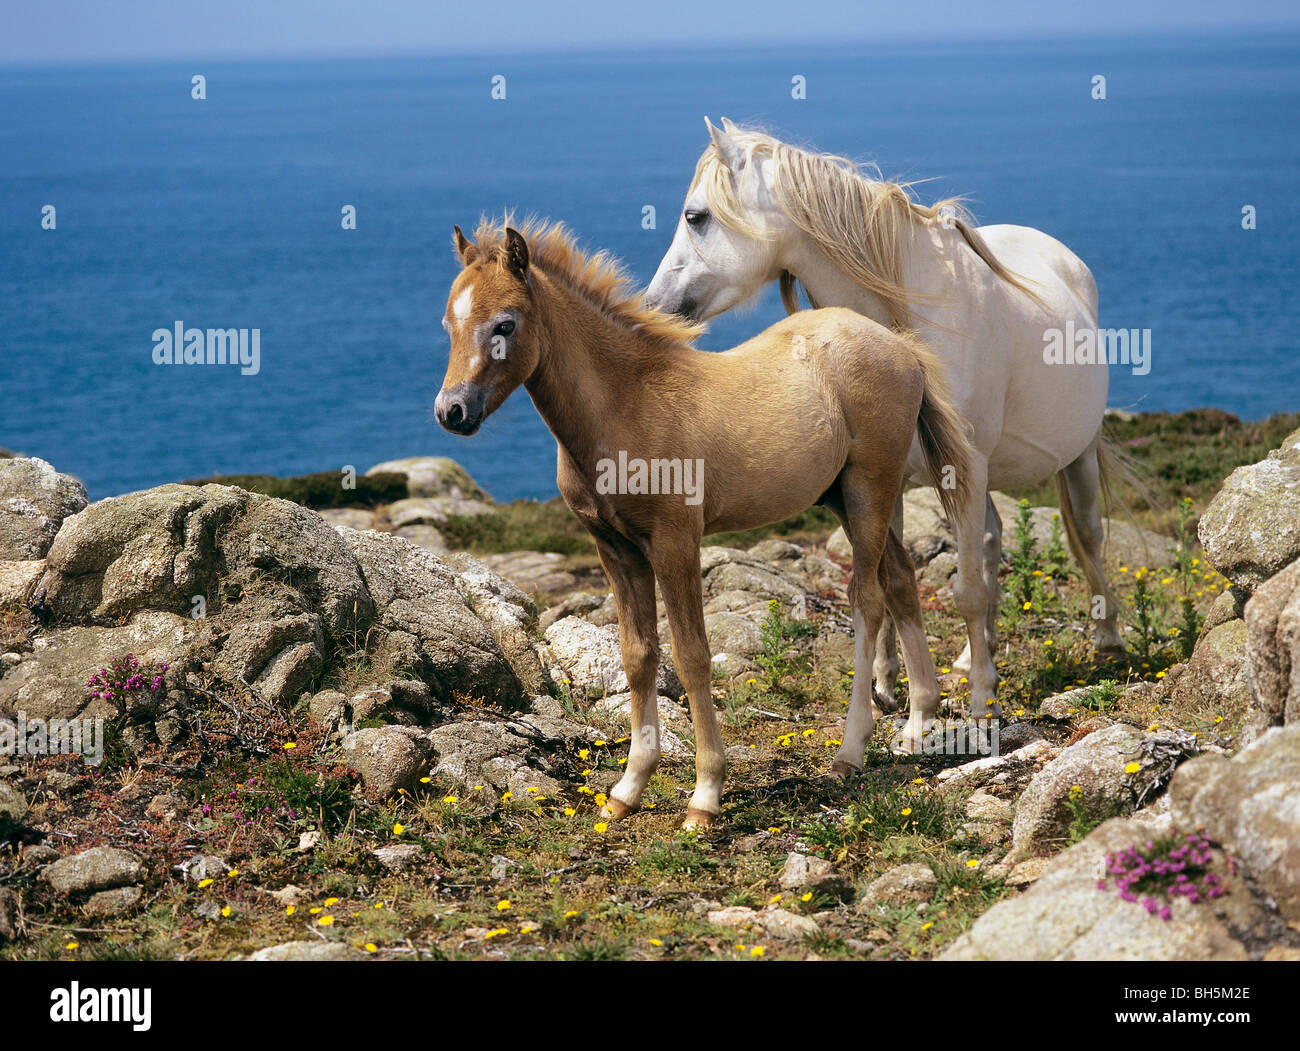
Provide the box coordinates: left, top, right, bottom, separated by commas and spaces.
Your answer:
690, 125, 1037, 329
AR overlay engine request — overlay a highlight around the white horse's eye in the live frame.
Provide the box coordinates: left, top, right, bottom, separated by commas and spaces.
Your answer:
685, 209, 709, 228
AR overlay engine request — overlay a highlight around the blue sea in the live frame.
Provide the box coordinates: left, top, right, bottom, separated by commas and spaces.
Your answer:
2, 32, 1298, 502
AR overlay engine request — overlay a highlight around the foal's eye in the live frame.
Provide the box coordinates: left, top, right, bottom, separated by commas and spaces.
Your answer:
493, 319, 516, 338
684, 209, 708, 228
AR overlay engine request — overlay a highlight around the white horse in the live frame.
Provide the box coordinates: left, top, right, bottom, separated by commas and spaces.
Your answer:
646, 119, 1122, 719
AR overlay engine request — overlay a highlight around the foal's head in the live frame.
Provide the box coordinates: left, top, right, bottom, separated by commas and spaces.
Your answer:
435, 225, 539, 435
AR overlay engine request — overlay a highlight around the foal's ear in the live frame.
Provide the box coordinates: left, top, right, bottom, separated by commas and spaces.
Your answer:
453, 225, 479, 266
503, 227, 529, 279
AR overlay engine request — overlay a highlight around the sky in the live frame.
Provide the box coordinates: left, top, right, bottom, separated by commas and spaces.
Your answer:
4, 0, 1298, 64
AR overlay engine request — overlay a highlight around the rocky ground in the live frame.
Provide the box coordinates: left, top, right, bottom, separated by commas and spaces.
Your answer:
0, 409, 1298, 961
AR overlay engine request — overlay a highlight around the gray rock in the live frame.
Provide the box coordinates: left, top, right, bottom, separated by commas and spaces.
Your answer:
1037, 687, 1094, 720
174, 854, 230, 882
0, 611, 191, 722
1167, 618, 1251, 713
481, 550, 576, 596
704, 611, 762, 660
308, 689, 348, 730
341, 726, 428, 798
1007, 724, 1162, 863
317, 508, 376, 531
1198, 428, 1300, 591
965, 788, 1013, 823
0, 781, 27, 836
779, 852, 850, 897
247, 940, 367, 961
210, 613, 324, 707
83, 886, 143, 917
858, 863, 938, 909
372, 844, 425, 873
339, 528, 525, 706
538, 592, 606, 632
0, 887, 19, 943
444, 551, 544, 693
1169, 723, 1300, 922
392, 524, 448, 554
1243, 559, 1300, 737
41, 847, 145, 895
0, 457, 88, 561
826, 527, 852, 560
921, 551, 959, 588
706, 905, 820, 941
940, 807, 1276, 960
542, 616, 681, 700
0, 559, 46, 607
35, 484, 372, 632
365, 456, 492, 503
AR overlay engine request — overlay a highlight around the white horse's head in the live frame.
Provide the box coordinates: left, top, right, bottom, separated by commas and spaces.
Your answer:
645, 118, 794, 321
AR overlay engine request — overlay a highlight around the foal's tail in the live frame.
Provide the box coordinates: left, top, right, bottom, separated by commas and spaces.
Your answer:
905, 332, 975, 526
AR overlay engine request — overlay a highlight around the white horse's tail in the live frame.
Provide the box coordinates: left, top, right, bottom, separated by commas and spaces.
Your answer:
904, 333, 974, 525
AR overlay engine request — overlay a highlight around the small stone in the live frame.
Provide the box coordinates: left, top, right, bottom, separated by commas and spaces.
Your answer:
83, 886, 143, 917
0, 887, 20, 943
45, 769, 87, 793
965, 789, 1013, 823
372, 844, 424, 873
269, 885, 308, 906
247, 941, 368, 961
0, 781, 28, 836
859, 863, 938, 910
41, 847, 144, 895
145, 792, 187, 821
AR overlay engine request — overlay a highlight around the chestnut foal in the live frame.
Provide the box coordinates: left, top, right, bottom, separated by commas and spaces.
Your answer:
435, 219, 972, 829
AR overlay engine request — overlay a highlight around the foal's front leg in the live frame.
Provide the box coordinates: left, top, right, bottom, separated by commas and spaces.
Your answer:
593, 537, 662, 821
652, 540, 726, 829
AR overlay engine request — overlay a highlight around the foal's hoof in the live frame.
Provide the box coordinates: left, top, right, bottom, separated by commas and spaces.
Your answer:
600, 797, 637, 822
872, 688, 903, 715
682, 808, 719, 831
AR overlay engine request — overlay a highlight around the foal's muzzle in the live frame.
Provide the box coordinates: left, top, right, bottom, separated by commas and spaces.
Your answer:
435, 382, 488, 436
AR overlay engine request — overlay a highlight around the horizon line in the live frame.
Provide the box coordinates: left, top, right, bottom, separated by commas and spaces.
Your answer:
2, 21, 1298, 70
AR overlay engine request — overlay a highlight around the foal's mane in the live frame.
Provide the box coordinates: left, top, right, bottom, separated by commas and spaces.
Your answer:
470, 216, 705, 347
690, 126, 1040, 329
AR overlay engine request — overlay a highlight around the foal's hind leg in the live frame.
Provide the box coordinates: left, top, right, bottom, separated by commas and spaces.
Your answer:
878, 530, 941, 753
830, 470, 896, 775
593, 536, 663, 821
1059, 444, 1124, 653
871, 490, 905, 713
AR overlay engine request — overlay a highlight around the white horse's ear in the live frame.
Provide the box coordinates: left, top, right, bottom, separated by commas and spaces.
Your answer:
705, 116, 744, 170
720, 116, 741, 133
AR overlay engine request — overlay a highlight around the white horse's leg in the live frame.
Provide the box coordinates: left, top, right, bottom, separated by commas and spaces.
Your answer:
1059, 445, 1124, 653
951, 458, 1000, 719
952, 492, 1002, 675
871, 491, 905, 713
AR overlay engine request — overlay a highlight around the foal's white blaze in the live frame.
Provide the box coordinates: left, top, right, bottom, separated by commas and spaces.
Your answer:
452, 285, 474, 328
